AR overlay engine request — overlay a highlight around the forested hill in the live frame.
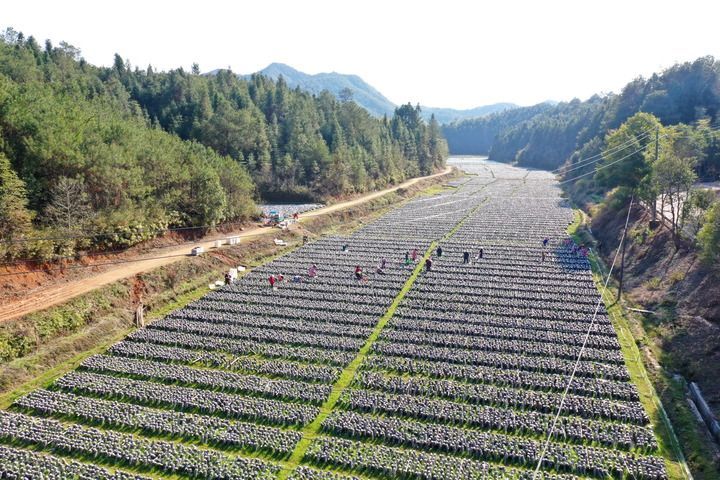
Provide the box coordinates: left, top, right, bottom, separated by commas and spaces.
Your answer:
442, 56, 720, 171
239, 63, 518, 123
238, 62, 397, 117
0, 29, 447, 262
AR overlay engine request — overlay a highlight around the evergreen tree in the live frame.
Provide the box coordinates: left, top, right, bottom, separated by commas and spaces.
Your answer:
0, 153, 33, 257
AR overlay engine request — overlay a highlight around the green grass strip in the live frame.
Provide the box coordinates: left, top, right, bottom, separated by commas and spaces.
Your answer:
276, 241, 439, 479
277, 189, 490, 479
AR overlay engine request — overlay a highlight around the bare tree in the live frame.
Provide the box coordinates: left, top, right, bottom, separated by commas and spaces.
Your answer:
43, 176, 94, 231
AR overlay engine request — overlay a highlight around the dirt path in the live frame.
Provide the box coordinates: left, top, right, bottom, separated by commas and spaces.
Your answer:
0, 167, 452, 323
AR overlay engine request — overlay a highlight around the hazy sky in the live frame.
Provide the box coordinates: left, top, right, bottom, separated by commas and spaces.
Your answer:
4, 0, 719, 108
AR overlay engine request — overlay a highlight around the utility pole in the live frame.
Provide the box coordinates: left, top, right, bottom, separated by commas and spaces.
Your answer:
617, 228, 627, 301
617, 196, 634, 302
652, 127, 660, 223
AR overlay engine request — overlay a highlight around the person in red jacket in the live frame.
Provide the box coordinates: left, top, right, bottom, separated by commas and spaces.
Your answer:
269, 275, 276, 289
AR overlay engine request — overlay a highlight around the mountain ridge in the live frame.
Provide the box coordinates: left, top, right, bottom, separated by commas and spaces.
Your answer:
207, 62, 517, 123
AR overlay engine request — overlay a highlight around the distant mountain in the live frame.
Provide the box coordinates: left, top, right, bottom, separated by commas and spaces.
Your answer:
244, 63, 397, 117
217, 63, 517, 122
422, 103, 518, 124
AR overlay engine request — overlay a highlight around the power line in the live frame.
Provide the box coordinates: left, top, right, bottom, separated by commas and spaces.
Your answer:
553, 128, 656, 173
557, 130, 656, 175
559, 122, 720, 186
532, 195, 634, 480
558, 142, 655, 185
554, 121, 720, 176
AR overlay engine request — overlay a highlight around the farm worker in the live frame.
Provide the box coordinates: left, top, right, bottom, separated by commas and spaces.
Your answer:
380, 258, 387, 269
277, 273, 284, 282
478, 247, 484, 259
224, 273, 231, 285
293, 212, 299, 222
543, 237, 549, 247
411, 248, 418, 262
541, 251, 546, 262
292, 275, 302, 283
425, 257, 433, 271
269, 275, 276, 289
308, 264, 318, 277
436, 246, 443, 257
355, 265, 363, 280
376, 261, 385, 275
463, 251, 470, 264
342, 243, 349, 252
404, 252, 411, 266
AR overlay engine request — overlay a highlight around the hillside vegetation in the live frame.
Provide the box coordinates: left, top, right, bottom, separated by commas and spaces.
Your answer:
0, 28, 447, 261
443, 56, 720, 175
443, 56, 720, 279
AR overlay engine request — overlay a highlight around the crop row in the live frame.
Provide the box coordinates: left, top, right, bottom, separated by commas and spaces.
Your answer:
189, 300, 380, 327
372, 341, 630, 380
305, 435, 578, 480
339, 388, 655, 451
394, 306, 611, 329
0, 444, 150, 480
55, 371, 319, 426
433, 242, 589, 261
151, 318, 365, 352
390, 316, 618, 343
168, 308, 373, 338
239, 284, 398, 303
0, 410, 280, 479
256, 256, 415, 274
355, 371, 648, 425
16, 389, 301, 455
189, 294, 388, 317
380, 329, 624, 364
402, 297, 604, 321
416, 277, 598, 300
398, 300, 608, 324
322, 410, 665, 479
289, 465, 361, 480
362, 354, 639, 400
210, 291, 392, 311
414, 282, 600, 304
128, 328, 355, 366
385, 319, 618, 350
423, 267, 592, 285
414, 287, 599, 310
108, 341, 342, 383
80, 354, 330, 404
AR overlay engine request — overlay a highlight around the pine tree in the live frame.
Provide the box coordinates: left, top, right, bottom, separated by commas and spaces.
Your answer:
0, 153, 33, 245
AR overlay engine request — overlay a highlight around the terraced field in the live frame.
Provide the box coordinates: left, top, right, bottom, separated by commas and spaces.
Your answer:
0, 159, 668, 479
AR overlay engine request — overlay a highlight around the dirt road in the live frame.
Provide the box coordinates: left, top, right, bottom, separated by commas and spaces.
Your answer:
0, 167, 452, 322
